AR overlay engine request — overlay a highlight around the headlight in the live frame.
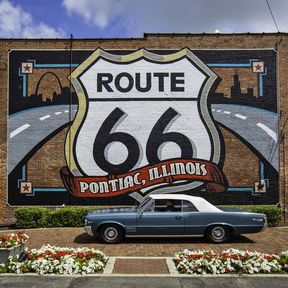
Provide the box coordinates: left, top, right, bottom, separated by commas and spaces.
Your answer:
85, 219, 93, 226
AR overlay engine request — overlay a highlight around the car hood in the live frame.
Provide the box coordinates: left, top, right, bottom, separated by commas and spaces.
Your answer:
87, 207, 137, 215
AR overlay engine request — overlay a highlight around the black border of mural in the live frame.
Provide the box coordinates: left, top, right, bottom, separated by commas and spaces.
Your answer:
7, 48, 278, 206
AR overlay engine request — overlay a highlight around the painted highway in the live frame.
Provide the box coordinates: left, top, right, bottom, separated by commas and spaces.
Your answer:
8, 104, 278, 174
8, 105, 77, 174
211, 104, 278, 171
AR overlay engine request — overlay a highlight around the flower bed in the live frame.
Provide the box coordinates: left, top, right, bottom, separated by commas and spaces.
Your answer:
175, 249, 288, 274
0, 244, 108, 275
0, 232, 29, 248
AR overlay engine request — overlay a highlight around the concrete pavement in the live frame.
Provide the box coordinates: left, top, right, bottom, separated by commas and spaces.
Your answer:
0, 275, 288, 288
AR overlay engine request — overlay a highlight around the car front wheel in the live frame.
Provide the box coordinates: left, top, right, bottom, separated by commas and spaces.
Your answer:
205, 225, 231, 243
99, 224, 124, 244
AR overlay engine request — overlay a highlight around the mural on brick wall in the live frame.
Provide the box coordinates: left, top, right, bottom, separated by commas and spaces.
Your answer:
8, 48, 278, 206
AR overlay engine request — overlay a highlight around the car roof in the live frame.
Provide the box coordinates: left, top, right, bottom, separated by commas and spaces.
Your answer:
149, 194, 221, 213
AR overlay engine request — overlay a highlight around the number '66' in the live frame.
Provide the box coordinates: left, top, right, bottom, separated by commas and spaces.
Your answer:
93, 107, 193, 175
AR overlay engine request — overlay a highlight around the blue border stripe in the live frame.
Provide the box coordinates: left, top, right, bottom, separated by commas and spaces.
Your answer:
34, 64, 79, 68
201, 187, 254, 192
208, 63, 251, 67
18, 68, 27, 97
33, 188, 67, 192
17, 165, 26, 188
227, 187, 254, 192
26, 188, 67, 197
23, 74, 27, 96
259, 67, 267, 97
259, 76, 263, 96
260, 161, 265, 180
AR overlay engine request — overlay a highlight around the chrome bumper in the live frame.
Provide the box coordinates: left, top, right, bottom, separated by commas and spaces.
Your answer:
261, 218, 268, 232
84, 225, 93, 236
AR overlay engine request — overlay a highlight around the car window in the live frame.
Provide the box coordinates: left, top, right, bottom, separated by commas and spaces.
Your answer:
153, 199, 181, 212
182, 200, 198, 212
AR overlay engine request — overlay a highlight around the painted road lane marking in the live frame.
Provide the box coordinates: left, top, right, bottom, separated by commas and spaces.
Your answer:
257, 123, 277, 142
235, 114, 247, 120
64, 110, 69, 113
54, 112, 62, 115
216, 109, 222, 112
223, 111, 231, 114
39, 115, 50, 121
10, 124, 30, 139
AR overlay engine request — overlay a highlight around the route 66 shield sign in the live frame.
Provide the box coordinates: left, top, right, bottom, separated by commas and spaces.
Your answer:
61, 48, 227, 198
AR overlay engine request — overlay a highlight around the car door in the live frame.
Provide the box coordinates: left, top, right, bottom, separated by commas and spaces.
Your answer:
136, 199, 184, 235
182, 200, 204, 235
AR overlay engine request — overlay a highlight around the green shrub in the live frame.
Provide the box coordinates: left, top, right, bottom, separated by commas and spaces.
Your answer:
221, 205, 283, 227
15, 208, 49, 229
15, 207, 93, 229
44, 208, 92, 228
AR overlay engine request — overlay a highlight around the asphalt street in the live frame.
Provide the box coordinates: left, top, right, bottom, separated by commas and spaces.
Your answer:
8, 103, 278, 174
0, 275, 287, 288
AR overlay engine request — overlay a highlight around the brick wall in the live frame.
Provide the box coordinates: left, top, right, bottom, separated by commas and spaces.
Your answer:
1, 33, 287, 224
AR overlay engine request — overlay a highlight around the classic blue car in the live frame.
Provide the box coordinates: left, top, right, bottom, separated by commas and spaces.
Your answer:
84, 194, 267, 243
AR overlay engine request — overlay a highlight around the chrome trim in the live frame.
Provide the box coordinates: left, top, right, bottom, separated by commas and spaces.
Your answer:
126, 234, 203, 238
261, 217, 268, 231
84, 225, 93, 236
252, 218, 264, 222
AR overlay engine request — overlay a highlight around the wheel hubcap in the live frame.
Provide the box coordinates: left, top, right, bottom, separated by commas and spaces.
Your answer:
212, 227, 225, 240
104, 227, 118, 241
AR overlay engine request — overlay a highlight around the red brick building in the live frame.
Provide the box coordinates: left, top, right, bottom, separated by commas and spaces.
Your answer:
0, 33, 287, 224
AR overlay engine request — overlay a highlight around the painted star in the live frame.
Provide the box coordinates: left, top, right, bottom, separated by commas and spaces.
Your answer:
23, 64, 31, 72
255, 64, 262, 71
257, 182, 265, 191
22, 183, 30, 191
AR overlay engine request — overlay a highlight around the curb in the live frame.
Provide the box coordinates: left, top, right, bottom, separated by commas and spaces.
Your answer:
1, 273, 288, 277
103, 257, 116, 274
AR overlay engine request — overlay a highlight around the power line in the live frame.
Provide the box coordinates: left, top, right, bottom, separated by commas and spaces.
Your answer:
266, 0, 280, 32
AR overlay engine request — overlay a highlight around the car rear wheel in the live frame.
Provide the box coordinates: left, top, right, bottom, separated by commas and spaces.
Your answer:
99, 224, 124, 244
205, 225, 231, 243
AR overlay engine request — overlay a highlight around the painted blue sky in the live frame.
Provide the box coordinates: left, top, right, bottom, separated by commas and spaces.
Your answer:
0, 0, 287, 38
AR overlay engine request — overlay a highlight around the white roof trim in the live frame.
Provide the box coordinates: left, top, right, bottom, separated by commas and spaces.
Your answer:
149, 194, 221, 213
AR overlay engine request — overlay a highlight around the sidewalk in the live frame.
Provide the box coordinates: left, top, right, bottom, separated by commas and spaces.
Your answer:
1, 226, 287, 256
1, 227, 288, 287
1, 227, 287, 277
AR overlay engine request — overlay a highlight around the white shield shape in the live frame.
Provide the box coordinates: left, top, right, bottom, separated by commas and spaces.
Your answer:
66, 48, 221, 196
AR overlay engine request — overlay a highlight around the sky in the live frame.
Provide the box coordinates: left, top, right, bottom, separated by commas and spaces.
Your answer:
0, 0, 287, 38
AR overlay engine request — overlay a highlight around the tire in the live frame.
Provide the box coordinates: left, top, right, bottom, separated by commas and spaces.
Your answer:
99, 224, 124, 244
205, 225, 231, 243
